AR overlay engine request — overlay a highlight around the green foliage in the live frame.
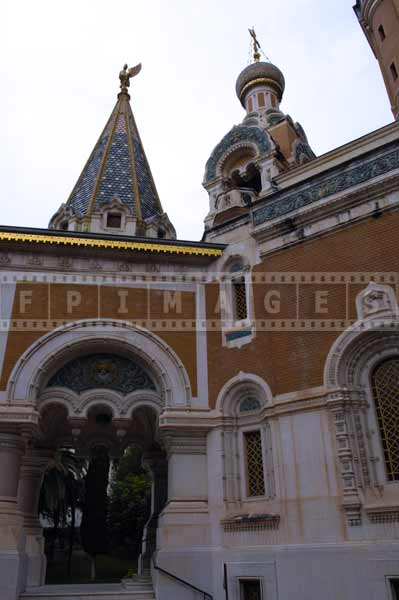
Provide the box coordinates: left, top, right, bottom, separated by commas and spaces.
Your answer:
107, 447, 151, 555
39, 449, 86, 525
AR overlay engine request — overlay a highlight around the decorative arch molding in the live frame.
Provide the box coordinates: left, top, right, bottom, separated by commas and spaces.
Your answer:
38, 388, 163, 421
324, 317, 399, 390
216, 371, 273, 416
324, 288, 399, 527
7, 319, 192, 408
204, 125, 271, 183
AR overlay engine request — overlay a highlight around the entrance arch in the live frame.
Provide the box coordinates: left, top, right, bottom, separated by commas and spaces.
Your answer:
8, 319, 192, 592
7, 319, 192, 408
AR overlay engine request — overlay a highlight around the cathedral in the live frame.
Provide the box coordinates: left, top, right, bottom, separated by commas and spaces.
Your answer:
0, 1, 398, 599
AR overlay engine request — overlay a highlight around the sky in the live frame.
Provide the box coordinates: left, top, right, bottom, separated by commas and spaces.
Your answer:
1, 0, 394, 242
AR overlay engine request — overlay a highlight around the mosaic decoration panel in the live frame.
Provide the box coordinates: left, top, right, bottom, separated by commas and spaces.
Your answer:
47, 353, 156, 395
253, 144, 399, 226
205, 125, 271, 182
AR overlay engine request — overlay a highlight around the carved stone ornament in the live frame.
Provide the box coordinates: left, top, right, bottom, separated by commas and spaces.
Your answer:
356, 282, 398, 320
0, 253, 11, 265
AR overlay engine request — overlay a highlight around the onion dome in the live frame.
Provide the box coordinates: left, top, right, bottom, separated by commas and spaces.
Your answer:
235, 61, 285, 108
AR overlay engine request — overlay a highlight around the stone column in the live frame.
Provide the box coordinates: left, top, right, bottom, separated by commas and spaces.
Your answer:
138, 452, 168, 575
157, 429, 210, 549
0, 431, 26, 600
17, 447, 53, 589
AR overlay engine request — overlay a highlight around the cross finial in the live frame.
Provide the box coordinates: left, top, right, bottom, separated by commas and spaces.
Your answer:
119, 63, 142, 96
249, 28, 261, 62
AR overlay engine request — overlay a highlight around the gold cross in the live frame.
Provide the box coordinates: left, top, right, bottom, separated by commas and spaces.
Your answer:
249, 28, 261, 62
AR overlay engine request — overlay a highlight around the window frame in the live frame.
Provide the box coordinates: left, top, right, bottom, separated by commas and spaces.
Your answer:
363, 351, 399, 487
239, 578, 263, 600
106, 212, 122, 229
239, 425, 267, 501
371, 358, 399, 482
220, 257, 254, 349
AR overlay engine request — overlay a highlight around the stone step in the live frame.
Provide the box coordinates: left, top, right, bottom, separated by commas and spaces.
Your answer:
20, 582, 155, 600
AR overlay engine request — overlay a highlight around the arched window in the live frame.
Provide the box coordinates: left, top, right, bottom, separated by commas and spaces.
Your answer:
372, 358, 399, 482
239, 396, 261, 413
230, 261, 248, 321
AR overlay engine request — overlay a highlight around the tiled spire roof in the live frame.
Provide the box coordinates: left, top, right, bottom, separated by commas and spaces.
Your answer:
67, 68, 163, 222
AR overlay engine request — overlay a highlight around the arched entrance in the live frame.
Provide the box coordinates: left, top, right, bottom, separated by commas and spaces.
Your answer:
4, 320, 193, 596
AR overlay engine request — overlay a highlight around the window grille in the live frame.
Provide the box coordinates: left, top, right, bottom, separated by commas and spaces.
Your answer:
240, 579, 262, 600
233, 278, 248, 320
372, 359, 399, 481
244, 430, 265, 497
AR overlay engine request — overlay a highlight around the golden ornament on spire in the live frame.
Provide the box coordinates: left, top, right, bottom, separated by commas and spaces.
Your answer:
119, 63, 142, 95
248, 28, 261, 62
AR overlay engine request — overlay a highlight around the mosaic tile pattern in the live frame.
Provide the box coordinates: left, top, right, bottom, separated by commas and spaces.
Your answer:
68, 117, 113, 217
95, 113, 136, 214
253, 143, 399, 226
68, 98, 162, 221
205, 124, 271, 183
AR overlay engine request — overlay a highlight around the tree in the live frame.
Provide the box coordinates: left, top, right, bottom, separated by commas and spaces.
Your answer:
80, 446, 110, 581
39, 449, 86, 572
107, 447, 151, 557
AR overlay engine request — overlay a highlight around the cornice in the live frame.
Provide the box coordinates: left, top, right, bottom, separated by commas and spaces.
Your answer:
0, 230, 224, 258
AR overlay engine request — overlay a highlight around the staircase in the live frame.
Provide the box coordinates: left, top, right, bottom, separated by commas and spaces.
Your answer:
20, 578, 155, 600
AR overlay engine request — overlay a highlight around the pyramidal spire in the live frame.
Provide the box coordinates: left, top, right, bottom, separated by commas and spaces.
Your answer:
49, 64, 175, 239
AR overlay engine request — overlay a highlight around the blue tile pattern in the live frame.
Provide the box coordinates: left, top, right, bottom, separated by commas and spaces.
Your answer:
95, 113, 136, 214
205, 125, 271, 183
68, 127, 111, 217
132, 136, 160, 219
68, 98, 162, 221
253, 144, 399, 226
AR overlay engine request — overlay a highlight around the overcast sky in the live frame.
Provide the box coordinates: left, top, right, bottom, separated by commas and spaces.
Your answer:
1, 0, 394, 241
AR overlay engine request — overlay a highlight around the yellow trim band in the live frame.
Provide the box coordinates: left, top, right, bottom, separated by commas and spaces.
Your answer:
0, 232, 223, 257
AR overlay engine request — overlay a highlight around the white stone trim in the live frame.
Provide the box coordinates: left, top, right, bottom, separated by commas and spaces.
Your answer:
7, 319, 192, 408
215, 372, 273, 415
0, 283, 15, 397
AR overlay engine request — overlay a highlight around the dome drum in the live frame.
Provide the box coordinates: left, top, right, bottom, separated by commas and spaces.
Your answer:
236, 62, 286, 107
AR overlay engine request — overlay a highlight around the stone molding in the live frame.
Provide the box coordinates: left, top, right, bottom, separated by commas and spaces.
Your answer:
366, 505, 399, 524
7, 319, 192, 408
38, 387, 163, 422
221, 514, 280, 532
253, 142, 399, 226
162, 429, 208, 455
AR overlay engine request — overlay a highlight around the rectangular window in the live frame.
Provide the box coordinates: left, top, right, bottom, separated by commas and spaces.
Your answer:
248, 97, 253, 112
244, 430, 265, 497
391, 62, 398, 81
391, 579, 399, 600
378, 24, 386, 41
257, 92, 265, 108
106, 213, 122, 228
240, 579, 262, 600
233, 278, 248, 321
